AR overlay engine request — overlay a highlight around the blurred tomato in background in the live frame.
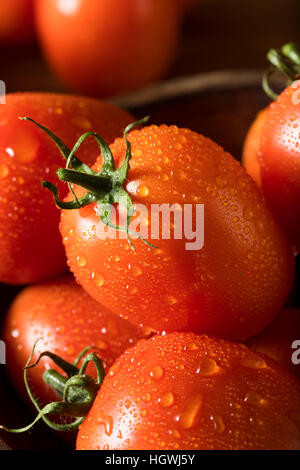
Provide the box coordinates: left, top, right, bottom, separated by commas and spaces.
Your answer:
35, 0, 182, 98
0, 0, 35, 44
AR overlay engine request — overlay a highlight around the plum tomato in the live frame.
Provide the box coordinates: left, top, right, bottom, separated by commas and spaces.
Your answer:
76, 333, 300, 450
2, 276, 145, 405
0, 93, 133, 284
35, 0, 181, 97
57, 124, 294, 340
247, 308, 300, 378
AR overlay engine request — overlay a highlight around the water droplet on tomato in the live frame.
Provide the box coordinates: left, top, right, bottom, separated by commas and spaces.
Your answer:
76, 255, 86, 267
178, 394, 202, 429
12, 130, 39, 163
11, 329, 19, 338
72, 116, 92, 130
96, 340, 108, 350
133, 267, 142, 277
133, 149, 143, 158
164, 295, 177, 306
216, 175, 227, 188
210, 414, 225, 433
242, 357, 267, 369
137, 184, 149, 198
93, 272, 104, 287
96, 410, 113, 436
244, 391, 267, 406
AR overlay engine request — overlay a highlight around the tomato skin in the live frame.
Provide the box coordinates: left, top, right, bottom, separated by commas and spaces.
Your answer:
0, 93, 133, 284
2, 276, 145, 405
0, 0, 35, 44
35, 0, 181, 97
242, 108, 267, 187
258, 86, 300, 252
77, 332, 300, 450
247, 309, 300, 378
60, 125, 294, 341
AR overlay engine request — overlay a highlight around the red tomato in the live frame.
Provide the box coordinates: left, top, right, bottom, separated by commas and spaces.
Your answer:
58, 124, 294, 340
0, 0, 35, 44
0, 93, 133, 284
247, 308, 300, 378
77, 333, 300, 450
3, 276, 145, 405
255, 86, 300, 252
35, 0, 181, 97
242, 108, 268, 187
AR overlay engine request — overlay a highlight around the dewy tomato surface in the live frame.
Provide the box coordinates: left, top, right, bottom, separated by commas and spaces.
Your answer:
59, 124, 294, 341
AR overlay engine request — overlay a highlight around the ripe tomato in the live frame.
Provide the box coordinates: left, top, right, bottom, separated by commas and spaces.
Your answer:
255, 85, 300, 252
59, 124, 294, 340
35, 0, 181, 97
0, 0, 35, 44
242, 108, 267, 187
77, 333, 300, 450
247, 308, 300, 378
0, 93, 133, 284
3, 276, 145, 405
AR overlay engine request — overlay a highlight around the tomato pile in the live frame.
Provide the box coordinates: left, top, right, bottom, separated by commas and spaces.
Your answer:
0, 38, 300, 451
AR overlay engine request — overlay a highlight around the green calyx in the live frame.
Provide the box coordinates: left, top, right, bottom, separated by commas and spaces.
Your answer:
0, 341, 104, 433
20, 115, 155, 250
263, 42, 300, 100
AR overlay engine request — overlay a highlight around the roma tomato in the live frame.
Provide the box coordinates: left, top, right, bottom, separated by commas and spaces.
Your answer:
0, 0, 35, 44
56, 124, 294, 340
35, 0, 181, 97
77, 333, 300, 450
3, 276, 145, 405
242, 108, 267, 187
247, 309, 300, 378
257, 85, 300, 252
0, 93, 133, 284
